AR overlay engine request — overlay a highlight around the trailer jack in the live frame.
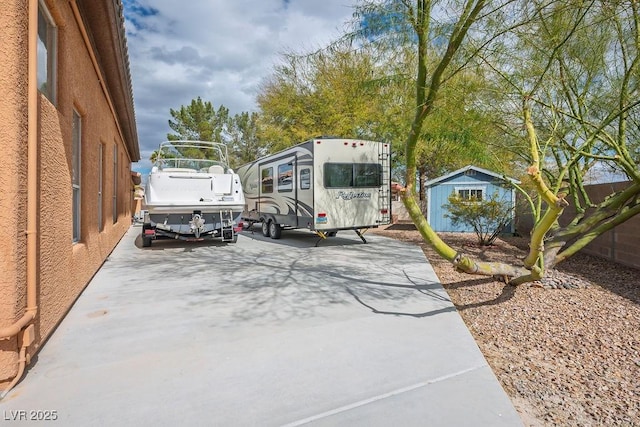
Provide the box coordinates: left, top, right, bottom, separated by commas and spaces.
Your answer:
354, 228, 368, 244
313, 228, 368, 246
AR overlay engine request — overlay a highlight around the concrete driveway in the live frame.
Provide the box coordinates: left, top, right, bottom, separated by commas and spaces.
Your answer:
0, 226, 522, 426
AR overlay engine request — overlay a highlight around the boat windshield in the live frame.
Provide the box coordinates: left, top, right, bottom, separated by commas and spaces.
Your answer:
154, 141, 230, 172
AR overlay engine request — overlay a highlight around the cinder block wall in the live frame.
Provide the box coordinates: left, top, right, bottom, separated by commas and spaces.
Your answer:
516, 181, 640, 270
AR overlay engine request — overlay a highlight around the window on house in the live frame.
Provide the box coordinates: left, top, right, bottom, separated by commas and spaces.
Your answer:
72, 110, 81, 242
278, 164, 293, 192
37, 2, 57, 103
122, 152, 126, 216
113, 146, 118, 223
98, 143, 104, 231
261, 167, 273, 193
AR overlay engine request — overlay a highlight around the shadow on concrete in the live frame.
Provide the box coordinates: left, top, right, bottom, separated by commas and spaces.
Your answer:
240, 226, 369, 248
111, 231, 449, 325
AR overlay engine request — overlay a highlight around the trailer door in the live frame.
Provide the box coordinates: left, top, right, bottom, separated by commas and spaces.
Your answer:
258, 164, 274, 214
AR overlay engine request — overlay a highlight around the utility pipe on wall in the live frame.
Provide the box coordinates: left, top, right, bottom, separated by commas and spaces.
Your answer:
0, 0, 39, 399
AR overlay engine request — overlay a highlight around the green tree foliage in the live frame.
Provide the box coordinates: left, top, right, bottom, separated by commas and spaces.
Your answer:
257, 46, 386, 152
483, 1, 640, 274
161, 97, 269, 167
164, 97, 230, 160
257, 37, 501, 195
228, 111, 269, 166
443, 191, 514, 246
167, 96, 229, 142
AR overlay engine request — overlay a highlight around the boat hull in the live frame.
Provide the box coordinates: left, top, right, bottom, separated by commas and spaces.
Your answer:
141, 140, 247, 244
143, 169, 245, 240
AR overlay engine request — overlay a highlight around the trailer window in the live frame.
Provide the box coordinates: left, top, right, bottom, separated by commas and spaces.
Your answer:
324, 164, 353, 187
324, 163, 381, 188
354, 163, 381, 187
278, 164, 293, 192
300, 168, 311, 190
261, 167, 273, 193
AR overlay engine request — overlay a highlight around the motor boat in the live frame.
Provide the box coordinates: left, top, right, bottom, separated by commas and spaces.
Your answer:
141, 140, 245, 246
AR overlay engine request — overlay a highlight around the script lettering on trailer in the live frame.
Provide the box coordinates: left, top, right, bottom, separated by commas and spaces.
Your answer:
336, 191, 372, 200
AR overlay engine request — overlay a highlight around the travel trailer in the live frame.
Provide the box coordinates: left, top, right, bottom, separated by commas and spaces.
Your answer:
142, 140, 245, 246
237, 137, 391, 242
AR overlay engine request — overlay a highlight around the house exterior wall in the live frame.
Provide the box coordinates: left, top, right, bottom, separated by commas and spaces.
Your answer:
0, 0, 30, 384
427, 170, 515, 232
1, 0, 137, 384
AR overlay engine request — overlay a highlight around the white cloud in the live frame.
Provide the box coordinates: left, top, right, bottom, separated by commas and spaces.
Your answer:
124, 0, 357, 169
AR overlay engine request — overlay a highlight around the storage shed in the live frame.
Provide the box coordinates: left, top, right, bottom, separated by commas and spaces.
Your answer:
425, 165, 520, 233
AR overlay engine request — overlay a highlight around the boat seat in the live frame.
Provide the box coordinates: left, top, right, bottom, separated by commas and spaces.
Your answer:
208, 165, 225, 174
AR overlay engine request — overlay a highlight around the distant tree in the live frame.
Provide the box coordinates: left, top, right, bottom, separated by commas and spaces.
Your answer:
167, 96, 229, 142
166, 97, 270, 165
257, 46, 388, 152
227, 111, 270, 166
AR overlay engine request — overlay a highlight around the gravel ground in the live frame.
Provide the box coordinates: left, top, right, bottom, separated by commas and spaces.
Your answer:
372, 228, 640, 427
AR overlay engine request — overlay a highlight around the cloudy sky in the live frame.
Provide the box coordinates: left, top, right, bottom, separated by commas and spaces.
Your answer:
123, 0, 358, 172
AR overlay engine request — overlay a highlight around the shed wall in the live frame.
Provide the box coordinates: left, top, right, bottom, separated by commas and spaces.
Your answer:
428, 171, 515, 233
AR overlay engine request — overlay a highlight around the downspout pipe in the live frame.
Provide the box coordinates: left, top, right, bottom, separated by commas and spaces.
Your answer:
0, 0, 39, 398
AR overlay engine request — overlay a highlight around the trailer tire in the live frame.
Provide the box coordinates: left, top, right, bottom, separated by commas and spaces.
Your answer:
269, 221, 282, 239
261, 221, 270, 237
142, 235, 152, 247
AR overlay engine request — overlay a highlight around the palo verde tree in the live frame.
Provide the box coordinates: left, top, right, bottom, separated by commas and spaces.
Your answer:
351, 1, 507, 197
488, 0, 640, 277
351, 0, 640, 286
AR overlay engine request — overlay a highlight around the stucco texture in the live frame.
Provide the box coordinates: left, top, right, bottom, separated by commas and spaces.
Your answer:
0, 0, 30, 382
1, 0, 135, 384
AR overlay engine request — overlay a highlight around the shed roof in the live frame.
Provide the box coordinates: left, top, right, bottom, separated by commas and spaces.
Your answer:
424, 165, 520, 187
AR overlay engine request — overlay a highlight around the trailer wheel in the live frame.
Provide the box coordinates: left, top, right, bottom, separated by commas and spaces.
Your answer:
269, 221, 282, 239
142, 234, 152, 247
261, 221, 270, 237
